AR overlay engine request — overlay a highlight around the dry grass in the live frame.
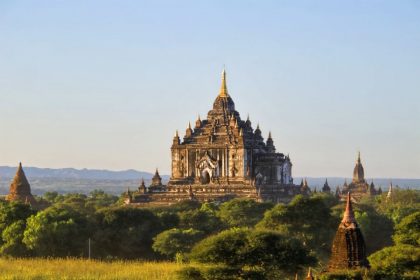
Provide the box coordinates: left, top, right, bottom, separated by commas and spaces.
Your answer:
0, 258, 182, 280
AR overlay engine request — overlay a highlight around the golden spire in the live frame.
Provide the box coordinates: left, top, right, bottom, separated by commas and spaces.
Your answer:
357, 151, 361, 164
219, 68, 229, 97
341, 192, 356, 224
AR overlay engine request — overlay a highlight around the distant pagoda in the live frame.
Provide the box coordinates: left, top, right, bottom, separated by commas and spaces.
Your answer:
341, 152, 378, 200
6, 162, 37, 205
328, 192, 370, 270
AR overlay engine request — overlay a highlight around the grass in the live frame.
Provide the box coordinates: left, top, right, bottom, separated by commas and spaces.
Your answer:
0, 258, 183, 280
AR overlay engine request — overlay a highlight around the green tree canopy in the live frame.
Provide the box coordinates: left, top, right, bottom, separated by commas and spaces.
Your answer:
218, 198, 272, 228
369, 245, 420, 278
93, 207, 164, 259
152, 228, 204, 259
189, 228, 316, 274
23, 204, 91, 257
257, 195, 337, 256
393, 211, 420, 247
179, 209, 224, 234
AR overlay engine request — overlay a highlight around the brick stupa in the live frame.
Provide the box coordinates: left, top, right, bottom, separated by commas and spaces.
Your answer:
328, 192, 370, 270
6, 162, 37, 205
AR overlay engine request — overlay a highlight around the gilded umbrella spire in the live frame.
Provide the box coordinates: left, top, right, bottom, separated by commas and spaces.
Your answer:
219, 68, 229, 97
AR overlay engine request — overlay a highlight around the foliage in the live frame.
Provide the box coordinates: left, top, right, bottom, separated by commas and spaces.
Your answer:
0, 201, 34, 233
152, 228, 204, 259
353, 204, 394, 254
177, 266, 205, 280
23, 204, 91, 257
376, 189, 420, 224
257, 195, 337, 257
93, 206, 164, 259
0, 201, 35, 257
179, 209, 224, 234
0, 220, 28, 256
169, 200, 202, 212
393, 211, 420, 246
218, 198, 272, 228
318, 269, 368, 280
189, 228, 315, 277
369, 245, 420, 278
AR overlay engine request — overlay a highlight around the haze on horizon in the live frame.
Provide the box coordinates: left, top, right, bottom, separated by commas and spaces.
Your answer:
0, 1, 419, 178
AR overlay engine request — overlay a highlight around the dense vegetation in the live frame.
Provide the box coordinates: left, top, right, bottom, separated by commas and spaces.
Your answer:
0, 189, 418, 279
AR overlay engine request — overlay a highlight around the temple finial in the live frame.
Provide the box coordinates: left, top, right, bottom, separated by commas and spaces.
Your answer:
342, 192, 356, 224
219, 68, 229, 97
357, 151, 361, 163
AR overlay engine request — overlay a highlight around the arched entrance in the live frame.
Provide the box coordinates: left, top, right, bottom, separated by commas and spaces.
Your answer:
201, 170, 210, 184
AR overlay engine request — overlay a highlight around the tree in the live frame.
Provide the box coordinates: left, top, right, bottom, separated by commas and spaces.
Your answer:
179, 209, 224, 234
0, 201, 34, 234
189, 228, 316, 277
169, 200, 202, 212
0, 220, 29, 256
23, 204, 91, 257
376, 189, 420, 224
257, 195, 337, 257
218, 198, 272, 228
0, 201, 34, 257
393, 211, 420, 246
152, 228, 204, 259
354, 205, 394, 254
369, 245, 420, 278
86, 190, 118, 210
93, 207, 163, 259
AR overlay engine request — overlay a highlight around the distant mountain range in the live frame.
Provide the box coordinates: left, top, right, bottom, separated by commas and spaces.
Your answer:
0, 166, 168, 180
0, 166, 418, 196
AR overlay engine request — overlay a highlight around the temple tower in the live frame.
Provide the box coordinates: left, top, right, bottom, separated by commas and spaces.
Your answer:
352, 152, 365, 184
328, 192, 370, 270
322, 178, 331, 193
6, 162, 36, 205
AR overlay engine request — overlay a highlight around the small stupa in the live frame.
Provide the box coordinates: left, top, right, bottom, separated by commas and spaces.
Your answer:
328, 192, 370, 270
6, 162, 37, 205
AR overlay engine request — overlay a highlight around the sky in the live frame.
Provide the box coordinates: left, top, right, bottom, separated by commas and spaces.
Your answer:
0, 1, 419, 178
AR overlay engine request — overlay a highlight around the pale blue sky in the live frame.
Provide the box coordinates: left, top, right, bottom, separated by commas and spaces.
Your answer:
0, 1, 419, 178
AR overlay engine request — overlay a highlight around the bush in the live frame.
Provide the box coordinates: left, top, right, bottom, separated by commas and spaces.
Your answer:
152, 228, 204, 259
189, 228, 315, 275
177, 266, 204, 280
218, 199, 272, 228
393, 211, 420, 246
369, 244, 420, 278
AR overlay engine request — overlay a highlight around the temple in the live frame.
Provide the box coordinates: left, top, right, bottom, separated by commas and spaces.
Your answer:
328, 192, 370, 270
127, 70, 308, 206
6, 162, 37, 205
341, 152, 379, 200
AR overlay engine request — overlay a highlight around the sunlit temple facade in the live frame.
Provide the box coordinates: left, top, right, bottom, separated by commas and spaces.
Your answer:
127, 70, 307, 206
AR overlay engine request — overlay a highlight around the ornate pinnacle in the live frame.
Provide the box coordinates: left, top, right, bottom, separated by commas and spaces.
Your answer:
341, 192, 356, 224
219, 68, 229, 97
